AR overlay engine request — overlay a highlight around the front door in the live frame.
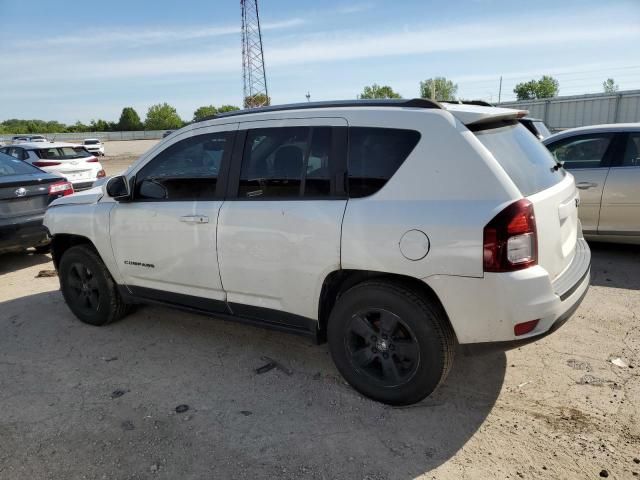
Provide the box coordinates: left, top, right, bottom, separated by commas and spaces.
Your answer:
599, 132, 640, 235
547, 132, 615, 234
217, 118, 348, 325
110, 127, 236, 307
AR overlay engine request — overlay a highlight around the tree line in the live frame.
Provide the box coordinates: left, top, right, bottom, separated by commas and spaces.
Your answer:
358, 76, 620, 101
0, 103, 241, 135
1, 77, 621, 134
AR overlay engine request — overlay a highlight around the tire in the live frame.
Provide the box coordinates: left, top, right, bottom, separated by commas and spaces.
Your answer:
327, 281, 455, 406
58, 245, 130, 326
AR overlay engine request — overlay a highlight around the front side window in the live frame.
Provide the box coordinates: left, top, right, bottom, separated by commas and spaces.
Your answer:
621, 133, 640, 167
547, 134, 613, 170
238, 127, 333, 199
135, 132, 229, 201
348, 127, 421, 198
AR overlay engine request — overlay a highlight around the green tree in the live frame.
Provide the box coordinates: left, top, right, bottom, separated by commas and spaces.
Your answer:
603, 78, 619, 93
90, 119, 117, 132
359, 84, 402, 99
144, 103, 183, 130
217, 105, 241, 114
118, 107, 143, 131
419, 77, 458, 101
244, 94, 270, 109
193, 105, 218, 122
513, 75, 559, 100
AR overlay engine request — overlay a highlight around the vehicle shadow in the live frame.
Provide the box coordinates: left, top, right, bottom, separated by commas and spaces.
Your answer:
0, 250, 52, 275
588, 241, 640, 290
0, 290, 505, 479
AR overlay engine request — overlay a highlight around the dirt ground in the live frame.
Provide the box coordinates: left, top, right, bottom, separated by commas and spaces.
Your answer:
0, 142, 639, 479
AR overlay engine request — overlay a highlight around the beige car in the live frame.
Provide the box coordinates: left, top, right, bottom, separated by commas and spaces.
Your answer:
544, 124, 640, 244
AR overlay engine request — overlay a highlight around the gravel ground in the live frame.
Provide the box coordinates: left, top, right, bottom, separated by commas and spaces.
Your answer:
0, 143, 638, 479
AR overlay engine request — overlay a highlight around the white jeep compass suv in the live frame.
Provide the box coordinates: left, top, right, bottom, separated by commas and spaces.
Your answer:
44, 99, 590, 405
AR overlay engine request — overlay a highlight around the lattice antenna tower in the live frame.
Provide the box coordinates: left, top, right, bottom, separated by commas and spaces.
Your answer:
241, 0, 269, 108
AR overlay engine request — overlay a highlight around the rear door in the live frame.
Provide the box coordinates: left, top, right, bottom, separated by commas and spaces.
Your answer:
545, 133, 616, 234
217, 118, 348, 324
599, 131, 640, 235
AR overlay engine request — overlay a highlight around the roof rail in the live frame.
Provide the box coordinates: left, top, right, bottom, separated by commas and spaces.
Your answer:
440, 100, 494, 107
198, 98, 442, 122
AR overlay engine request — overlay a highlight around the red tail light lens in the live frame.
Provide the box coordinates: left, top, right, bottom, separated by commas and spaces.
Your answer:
97, 169, 106, 178
514, 319, 539, 336
483, 199, 537, 272
48, 181, 74, 197
86, 157, 100, 163
33, 161, 62, 167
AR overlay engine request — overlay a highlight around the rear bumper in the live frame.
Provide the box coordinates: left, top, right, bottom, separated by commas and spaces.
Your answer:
0, 214, 49, 253
426, 238, 591, 345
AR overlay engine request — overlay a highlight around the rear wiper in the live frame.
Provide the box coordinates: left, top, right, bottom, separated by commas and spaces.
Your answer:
551, 160, 564, 172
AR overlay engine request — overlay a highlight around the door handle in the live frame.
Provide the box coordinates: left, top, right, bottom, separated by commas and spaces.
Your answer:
576, 182, 597, 190
180, 215, 209, 224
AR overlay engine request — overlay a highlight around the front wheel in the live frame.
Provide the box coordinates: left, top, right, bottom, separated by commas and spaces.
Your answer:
328, 281, 455, 406
58, 245, 130, 326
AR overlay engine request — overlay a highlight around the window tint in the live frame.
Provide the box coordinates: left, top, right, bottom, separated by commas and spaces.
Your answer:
238, 127, 333, 199
135, 132, 229, 201
347, 127, 420, 198
547, 134, 613, 169
621, 133, 640, 167
475, 122, 565, 196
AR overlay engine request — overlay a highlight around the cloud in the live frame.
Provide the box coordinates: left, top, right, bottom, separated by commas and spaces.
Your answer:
11, 17, 305, 49
334, 3, 375, 14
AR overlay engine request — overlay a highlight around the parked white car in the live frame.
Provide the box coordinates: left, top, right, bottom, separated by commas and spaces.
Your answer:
83, 138, 105, 156
12, 135, 47, 143
44, 99, 590, 405
0, 142, 105, 191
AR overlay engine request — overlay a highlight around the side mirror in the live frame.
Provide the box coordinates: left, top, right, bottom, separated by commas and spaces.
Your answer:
106, 175, 130, 200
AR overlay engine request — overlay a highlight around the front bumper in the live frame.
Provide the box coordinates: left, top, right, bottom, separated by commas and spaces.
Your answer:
0, 214, 49, 253
426, 238, 591, 345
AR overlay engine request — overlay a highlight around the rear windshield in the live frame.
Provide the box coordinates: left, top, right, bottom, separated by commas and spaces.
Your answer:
533, 121, 551, 139
84, 139, 100, 145
474, 122, 565, 196
35, 146, 91, 159
0, 152, 41, 176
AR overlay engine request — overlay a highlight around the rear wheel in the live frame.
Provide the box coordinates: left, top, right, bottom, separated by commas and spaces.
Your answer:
59, 245, 130, 326
328, 281, 455, 405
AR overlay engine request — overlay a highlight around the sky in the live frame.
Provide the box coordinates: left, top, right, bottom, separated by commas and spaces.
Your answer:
0, 0, 639, 124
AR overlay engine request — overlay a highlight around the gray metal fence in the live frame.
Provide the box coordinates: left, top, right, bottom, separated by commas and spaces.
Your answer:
0, 130, 167, 143
498, 89, 640, 131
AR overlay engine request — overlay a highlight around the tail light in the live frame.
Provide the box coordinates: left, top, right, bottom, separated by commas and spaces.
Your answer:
33, 161, 62, 167
97, 169, 106, 178
86, 157, 100, 163
483, 199, 537, 272
48, 181, 74, 197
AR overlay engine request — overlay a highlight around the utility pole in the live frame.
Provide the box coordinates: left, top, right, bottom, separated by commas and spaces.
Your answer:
498, 76, 503, 104
241, 0, 269, 108
431, 79, 436, 100
305, 92, 311, 102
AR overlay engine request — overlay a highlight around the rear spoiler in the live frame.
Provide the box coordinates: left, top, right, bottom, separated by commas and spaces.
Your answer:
440, 103, 529, 127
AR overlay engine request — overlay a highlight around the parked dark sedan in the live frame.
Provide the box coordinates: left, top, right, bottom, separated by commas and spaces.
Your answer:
0, 152, 74, 254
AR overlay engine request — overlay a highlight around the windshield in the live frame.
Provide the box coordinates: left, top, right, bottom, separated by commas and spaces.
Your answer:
35, 146, 92, 159
0, 152, 41, 176
533, 121, 551, 139
474, 122, 565, 196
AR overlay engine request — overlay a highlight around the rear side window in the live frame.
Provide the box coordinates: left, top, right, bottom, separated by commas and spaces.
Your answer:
474, 122, 565, 196
348, 127, 420, 198
621, 133, 640, 167
238, 127, 333, 199
546, 134, 613, 170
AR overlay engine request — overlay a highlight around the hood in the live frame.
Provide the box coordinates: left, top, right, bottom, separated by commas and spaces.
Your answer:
49, 185, 104, 207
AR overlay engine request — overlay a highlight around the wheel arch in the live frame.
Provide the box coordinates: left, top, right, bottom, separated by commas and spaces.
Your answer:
51, 234, 98, 270
317, 269, 456, 343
